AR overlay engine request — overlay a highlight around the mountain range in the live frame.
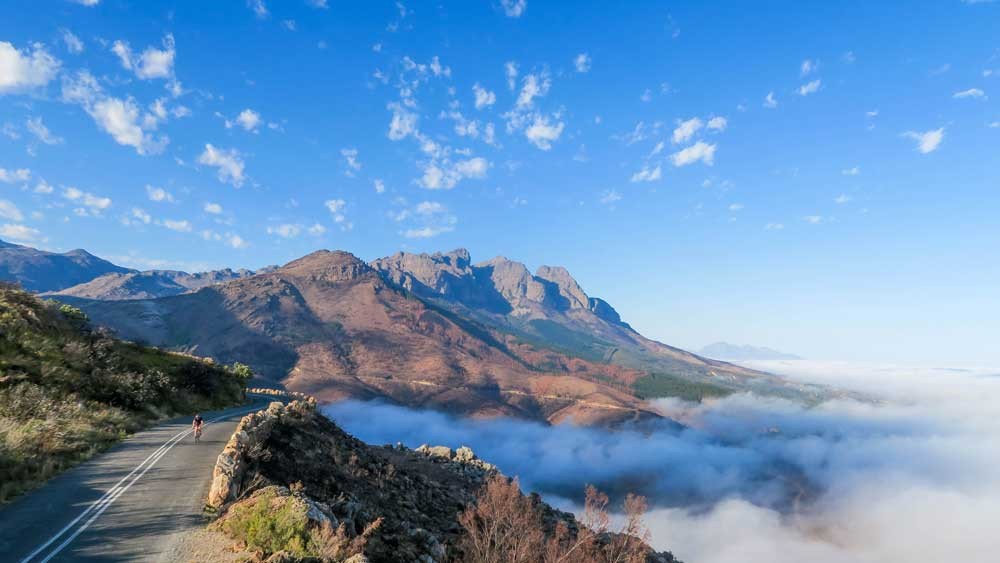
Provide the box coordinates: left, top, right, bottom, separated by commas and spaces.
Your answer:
0, 240, 826, 425
699, 342, 803, 361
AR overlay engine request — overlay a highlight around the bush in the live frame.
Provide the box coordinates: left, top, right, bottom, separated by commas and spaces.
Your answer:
218, 487, 379, 562
459, 475, 651, 563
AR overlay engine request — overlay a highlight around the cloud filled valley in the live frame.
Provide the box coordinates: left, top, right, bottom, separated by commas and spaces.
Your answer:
325, 361, 1000, 563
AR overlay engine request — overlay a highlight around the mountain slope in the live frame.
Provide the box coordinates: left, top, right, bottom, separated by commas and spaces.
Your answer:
372, 249, 817, 401
45, 267, 266, 300
69, 251, 658, 426
0, 239, 131, 292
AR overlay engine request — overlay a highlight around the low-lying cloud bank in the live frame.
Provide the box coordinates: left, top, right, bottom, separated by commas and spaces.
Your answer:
323, 361, 1000, 562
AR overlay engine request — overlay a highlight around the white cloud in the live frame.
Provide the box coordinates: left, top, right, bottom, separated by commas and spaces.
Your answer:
763, 91, 778, 108
404, 226, 453, 238
0, 223, 44, 243
953, 88, 987, 100
640, 88, 653, 102
163, 219, 192, 232
324, 198, 346, 215
307, 223, 326, 236
0, 167, 31, 183
524, 115, 564, 150
248, 0, 268, 18
505, 61, 518, 91
341, 148, 361, 174
473, 83, 496, 109
25, 117, 62, 145
670, 141, 716, 167
33, 180, 53, 194
61, 71, 167, 155
672, 117, 704, 144
902, 128, 944, 154
373, 179, 386, 194
420, 157, 489, 190
146, 184, 175, 203
282, 19, 297, 31
204, 202, 223, 214
111, 34, 175, 80
630, 164, 662, 183
267, 223, 301, 238
387, 102, 418, 140
307, 0, 328, 8
69, 0, 100, 5
0, 200, 23, 221
599, 189, 622, 205
800, 59, 817, 76
500, 0, 526, 17
803, 215, 823, 224
574, 53, 591, 73
707, 116, 727, 131
62, 186, 111, 213
227, 234, 247, 248
198, 144, 246, 186
61, 29, 84, 54
842, 166, 860, 176
835, 193, 852, 204
764, 222, 784, 231
226, 108, 262, 132
516, 72, 551, 109
798, 79, 821, 96
729, 203, 744, 211
0, 41, 60, 94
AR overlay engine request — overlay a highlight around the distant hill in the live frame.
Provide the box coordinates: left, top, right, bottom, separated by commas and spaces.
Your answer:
699, 342, 803, 361
46, 267, 270, 300
62, 249, 828, 426
0, 239, 131, 292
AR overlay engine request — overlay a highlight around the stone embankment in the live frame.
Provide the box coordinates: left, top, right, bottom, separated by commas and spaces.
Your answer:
207, 399, 316, 509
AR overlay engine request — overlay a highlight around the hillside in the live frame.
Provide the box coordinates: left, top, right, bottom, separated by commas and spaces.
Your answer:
205, 400, 680, 562
68, 251, 659, 426
0, 283, 249, 502
0, 239, 130, 292
59, 248, 830, 425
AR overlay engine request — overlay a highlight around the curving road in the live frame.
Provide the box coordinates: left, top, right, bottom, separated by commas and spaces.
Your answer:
0, 397, 273, 562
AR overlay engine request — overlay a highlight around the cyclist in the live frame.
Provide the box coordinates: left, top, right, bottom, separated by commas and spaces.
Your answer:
192, 413, 204, 443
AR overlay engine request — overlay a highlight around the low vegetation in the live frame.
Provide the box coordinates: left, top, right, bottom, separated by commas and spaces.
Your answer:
216, 484, 379, 561
632, 372, 731, 402
0, 283, 249, 502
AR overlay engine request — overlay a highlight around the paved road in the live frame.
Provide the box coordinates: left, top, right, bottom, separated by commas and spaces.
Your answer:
0, 397, 275, 562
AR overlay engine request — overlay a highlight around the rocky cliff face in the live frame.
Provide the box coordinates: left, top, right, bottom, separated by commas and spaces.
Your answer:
207, 400, 680, 563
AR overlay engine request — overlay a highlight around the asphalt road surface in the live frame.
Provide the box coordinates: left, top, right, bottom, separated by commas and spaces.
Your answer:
0, 397, 275, 562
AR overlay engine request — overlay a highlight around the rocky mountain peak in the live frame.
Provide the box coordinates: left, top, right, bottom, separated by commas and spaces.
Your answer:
476, 256, 548, 305
279, 250, 372, 282
535, 265, 590, 310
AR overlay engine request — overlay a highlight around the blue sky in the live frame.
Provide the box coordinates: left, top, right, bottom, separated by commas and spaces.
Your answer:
1, 0, 998, 364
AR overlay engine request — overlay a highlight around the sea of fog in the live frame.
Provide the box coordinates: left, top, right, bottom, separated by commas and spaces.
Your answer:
323, 361, 1000, 563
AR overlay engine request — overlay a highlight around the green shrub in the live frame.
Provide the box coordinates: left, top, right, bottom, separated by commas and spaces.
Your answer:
221, 489, 312, 556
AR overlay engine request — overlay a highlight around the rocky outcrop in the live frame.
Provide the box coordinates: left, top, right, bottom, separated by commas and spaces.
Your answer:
207, 400, 318, 509
208, 401, 680, 563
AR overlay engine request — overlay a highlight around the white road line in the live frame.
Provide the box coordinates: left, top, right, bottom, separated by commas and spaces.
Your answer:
21, 405, 261, 563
